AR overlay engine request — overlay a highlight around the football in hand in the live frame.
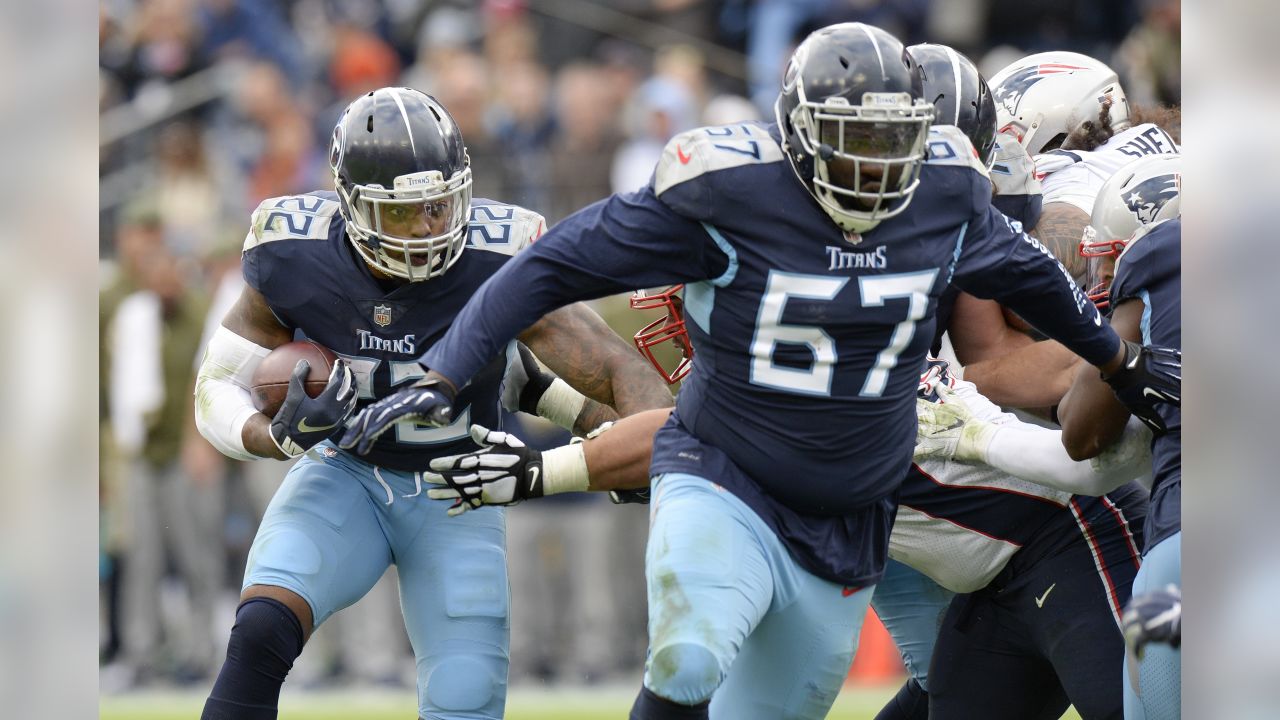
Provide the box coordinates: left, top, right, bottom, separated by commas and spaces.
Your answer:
251, 340, 340, 417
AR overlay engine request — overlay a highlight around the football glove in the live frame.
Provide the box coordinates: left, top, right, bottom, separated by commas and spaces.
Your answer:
270, 359, 357, 458
1122, 585, 1181, 660
1102, 341, 1181, 434
609, 487, 651, 505
914, 383, 997, 463
338, 375, 456, 456
425, 425, 547, 516
501, 342, 556, 416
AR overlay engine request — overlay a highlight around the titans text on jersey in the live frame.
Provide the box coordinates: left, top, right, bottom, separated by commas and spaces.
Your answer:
243, 191, 544, 470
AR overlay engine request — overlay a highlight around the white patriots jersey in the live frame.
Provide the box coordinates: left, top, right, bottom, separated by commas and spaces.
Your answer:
889, 379, 1074, 593
1035, 123, 1180, 215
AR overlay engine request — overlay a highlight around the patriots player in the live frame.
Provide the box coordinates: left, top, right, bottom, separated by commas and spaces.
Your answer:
339, 24, 1175, 720
1059, 166, 1182, 720
955, 52, 1182, 410
192, 87, 673, 720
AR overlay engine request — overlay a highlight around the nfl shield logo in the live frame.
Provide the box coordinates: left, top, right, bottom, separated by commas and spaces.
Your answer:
373, 304, 392, 327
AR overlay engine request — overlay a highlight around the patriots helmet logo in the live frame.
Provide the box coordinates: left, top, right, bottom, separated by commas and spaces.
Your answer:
1124, 173, 1180, 224
993, 64, 1089, 117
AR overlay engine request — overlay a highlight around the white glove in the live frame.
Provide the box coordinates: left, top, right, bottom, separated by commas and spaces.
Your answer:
914, 383, 997, 463
990, 131, 1043, 198
425, 425, 589, 516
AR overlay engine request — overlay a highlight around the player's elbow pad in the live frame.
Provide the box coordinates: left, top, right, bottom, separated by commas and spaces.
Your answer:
194, 326, 271, 461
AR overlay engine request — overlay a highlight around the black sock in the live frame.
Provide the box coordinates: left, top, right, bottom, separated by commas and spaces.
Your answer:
873, 677, 930, 720
201, 597, 305, 720
629, 686, 710, 720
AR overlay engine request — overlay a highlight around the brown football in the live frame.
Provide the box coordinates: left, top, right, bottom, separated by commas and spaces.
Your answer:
250, 340, 340, 417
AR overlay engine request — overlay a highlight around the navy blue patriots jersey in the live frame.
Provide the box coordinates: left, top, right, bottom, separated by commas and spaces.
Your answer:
419, 122, 1118, 584
242, 191, 545, 471
1110, 217, 1181, 549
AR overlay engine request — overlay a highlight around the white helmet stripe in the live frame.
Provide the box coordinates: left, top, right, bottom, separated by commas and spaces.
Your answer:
859, 24, 886, 80
390, 89, 417, 156
944, 45, 963, 126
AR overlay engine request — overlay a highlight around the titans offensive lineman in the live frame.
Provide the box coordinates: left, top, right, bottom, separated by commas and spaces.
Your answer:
341, 25, 1175, 720
192, 88, 672, 720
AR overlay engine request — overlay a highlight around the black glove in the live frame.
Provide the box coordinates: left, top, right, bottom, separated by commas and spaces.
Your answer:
1122, 585, 1181, 660
501, 342, 556, 416
271, 359, 357, 457
338, 375, 456, 455
1102, 341, 1181, 433
424, 425, 544, 516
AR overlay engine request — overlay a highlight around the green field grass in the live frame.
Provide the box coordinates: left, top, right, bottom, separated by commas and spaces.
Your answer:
100, 684, 1083, 719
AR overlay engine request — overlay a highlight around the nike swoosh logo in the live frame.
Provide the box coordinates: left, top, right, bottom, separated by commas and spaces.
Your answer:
1035, 583, 1056, 608
676, 145, 692, 164
528, 465, 540, 494
298, 417, 340, 433
1143, 388, 1169, 400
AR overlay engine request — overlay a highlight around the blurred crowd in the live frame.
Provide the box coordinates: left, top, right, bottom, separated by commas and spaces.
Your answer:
98, 0, 1180, 692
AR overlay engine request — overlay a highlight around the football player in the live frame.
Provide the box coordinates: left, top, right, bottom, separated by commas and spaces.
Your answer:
922, 153, 1183, 719
422, 357, 1152, 720
1059, 158, 1182, 720
955, 52, 1182, 410
340, 24, 1175, 720
192, 87, 673, 720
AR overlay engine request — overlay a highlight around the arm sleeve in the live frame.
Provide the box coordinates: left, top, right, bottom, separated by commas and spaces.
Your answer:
951, 190, 1120, 367
984, 416, 1153, 496
422, 187, 728, 385
193, 326, 272, 462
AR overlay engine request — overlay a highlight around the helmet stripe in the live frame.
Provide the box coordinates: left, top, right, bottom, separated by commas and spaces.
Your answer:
859, 24, 886, 80
944, 45, 963, 126
389, 89, 417, 156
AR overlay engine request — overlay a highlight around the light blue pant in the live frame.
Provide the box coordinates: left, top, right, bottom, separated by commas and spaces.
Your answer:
245, 443, 509, 719
644, 473, 875, 720
871, 559, 955, 691
1124, 531, 1181, 720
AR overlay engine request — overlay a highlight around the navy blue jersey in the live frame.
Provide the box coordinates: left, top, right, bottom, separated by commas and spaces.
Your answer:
1110, 217, 1181, 549
420, 122, 1118, 583
242, 191, 545, 471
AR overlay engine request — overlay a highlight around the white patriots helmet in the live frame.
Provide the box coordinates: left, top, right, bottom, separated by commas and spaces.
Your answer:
1080, 154, 1181, 307
988, 51, 1130, 155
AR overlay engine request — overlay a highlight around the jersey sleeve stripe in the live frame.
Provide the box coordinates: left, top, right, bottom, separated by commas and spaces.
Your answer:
944, 221, 969, 284
701, 222, 739, 287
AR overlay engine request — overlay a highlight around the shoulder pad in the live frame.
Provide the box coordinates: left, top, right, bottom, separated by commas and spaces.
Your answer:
925, 126, 989, 178
465, 201, 546, 257
654, 123, 784, 199
245, 194, 340, 252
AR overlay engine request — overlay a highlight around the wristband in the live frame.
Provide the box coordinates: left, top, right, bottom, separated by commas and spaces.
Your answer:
540, 442, 590, 495
535, 378, 589, 431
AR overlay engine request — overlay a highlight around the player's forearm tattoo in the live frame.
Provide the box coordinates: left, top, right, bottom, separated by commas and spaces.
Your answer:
1030, 203, 1090, 281
574, 400, 620, 437
526, 304, 675, 417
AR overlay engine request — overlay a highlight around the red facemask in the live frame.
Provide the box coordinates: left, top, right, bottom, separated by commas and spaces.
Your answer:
630, 285, 692, 384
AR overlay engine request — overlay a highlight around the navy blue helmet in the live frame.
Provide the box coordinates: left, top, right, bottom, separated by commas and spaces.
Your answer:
330, 87, 473, 281
775, 23, 934, 233
908, 43, 997, 167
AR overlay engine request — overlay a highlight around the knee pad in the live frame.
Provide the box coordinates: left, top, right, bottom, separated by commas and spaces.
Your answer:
422, 655, 501, 715
202, 598, 304, 720
646, 642, 724, 706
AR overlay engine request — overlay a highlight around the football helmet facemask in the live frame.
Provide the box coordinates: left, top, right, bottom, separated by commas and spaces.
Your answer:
1080, 154, 1182, 308
331, 87, 473, 282
630, 285, 692, 384
775, 23, 934, 233
989, 51, 1130, 156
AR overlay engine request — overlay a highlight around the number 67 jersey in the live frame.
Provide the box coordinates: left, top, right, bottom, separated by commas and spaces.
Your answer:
421, 121, 1119, 584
